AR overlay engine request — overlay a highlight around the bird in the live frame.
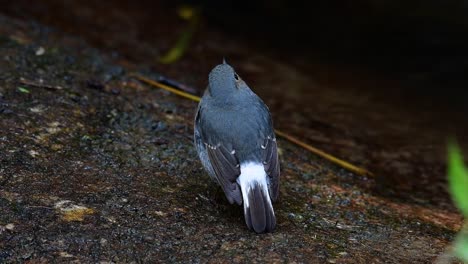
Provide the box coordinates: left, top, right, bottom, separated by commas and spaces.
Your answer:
194, 59, 280, 233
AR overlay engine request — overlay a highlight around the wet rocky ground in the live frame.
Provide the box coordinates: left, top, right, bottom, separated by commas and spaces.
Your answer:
0, 2, 467, 263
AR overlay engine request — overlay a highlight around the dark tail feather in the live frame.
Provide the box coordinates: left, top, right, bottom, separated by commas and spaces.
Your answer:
243, 182, 276, 233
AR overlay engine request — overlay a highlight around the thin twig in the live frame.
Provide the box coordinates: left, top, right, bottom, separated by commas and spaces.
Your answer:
130, 73, 374, 177
19, 78, 63, 90
26, 205, 54, 210
129, 73, 200, 102
274, 130, 374, 177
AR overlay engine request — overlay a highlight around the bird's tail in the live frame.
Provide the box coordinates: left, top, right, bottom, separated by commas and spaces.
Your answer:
237, 163, 276, 233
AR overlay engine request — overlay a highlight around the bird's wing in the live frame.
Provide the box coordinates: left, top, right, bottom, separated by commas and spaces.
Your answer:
262, 135, 280, 201
206, 143, 243, 205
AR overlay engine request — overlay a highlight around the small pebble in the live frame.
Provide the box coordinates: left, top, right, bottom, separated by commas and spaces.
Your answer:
100, 238, 108, 245
29, 105, 45, 113
5, 223, 14, 231
35, 46, 45, 56
51, 144, 63, 151
154, 211, 167, 217
29, 150, 39, 157
59, 252, 74, 258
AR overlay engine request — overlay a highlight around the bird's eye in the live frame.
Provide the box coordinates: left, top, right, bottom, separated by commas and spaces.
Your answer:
234, 73, 240, 81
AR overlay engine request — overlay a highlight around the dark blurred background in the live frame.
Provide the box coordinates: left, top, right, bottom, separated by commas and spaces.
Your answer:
203, 0, 468, 103
2, 0, 468, 108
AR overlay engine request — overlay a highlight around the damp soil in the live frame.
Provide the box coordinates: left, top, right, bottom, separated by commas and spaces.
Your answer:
0, 2, 467, 263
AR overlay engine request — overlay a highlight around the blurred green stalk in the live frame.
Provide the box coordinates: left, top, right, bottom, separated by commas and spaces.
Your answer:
447, 140, 468, 263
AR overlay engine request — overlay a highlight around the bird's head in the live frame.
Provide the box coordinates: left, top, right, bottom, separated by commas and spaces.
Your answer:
208, 59, 243, 98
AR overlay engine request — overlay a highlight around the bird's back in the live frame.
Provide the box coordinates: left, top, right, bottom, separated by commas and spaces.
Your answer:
199, 92, 273, 162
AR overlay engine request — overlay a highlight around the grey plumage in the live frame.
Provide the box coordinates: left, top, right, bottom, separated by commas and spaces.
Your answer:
194, 61, 280, 233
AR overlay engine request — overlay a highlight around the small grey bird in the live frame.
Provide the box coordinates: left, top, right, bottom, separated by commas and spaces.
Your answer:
194, 60, 280, 233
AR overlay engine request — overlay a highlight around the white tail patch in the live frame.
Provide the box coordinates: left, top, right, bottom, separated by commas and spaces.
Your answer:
237, 162, 270, 207
237, 162, 276, 233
